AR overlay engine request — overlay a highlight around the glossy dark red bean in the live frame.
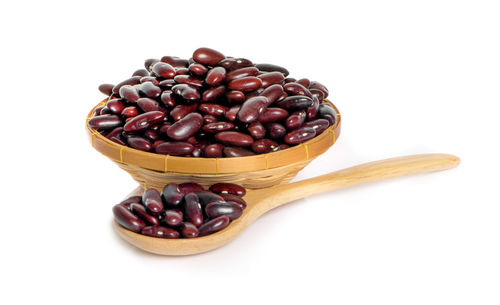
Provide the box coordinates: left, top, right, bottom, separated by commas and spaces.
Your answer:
258, 72, 285, 88
142, 189, 164, 215
88, 115, 122, 130
309, 81, 329, 98
231, 58, 253, 70
100, 106, 112, 115
193, 191, 224, 206
219, 194, 247, 209
130, 203, 160, 226
170, 103, 198, 121
209, 183, 246, 196
113, 204, 146, 233
106, 99, 124, 114
223, 147, 255, 157
181, 222, 199, 238
189, 63, 208, 76
255, 63, 289, 76
257, 108, 289, 123
161, 183, 183, 206
205, 201, 243, 220
248, 122, 266, 139
144, 129, 159, 142
245, 88, 264, 99
112, 76, 141, 94
225, 67, 259, 82
119, 195, 142, 208
285, 110, 307, 130
285, 77, 297, 83
228, 77, 262, 93
307, 95, 320, 120
105, 126, 123, 140
163, 210, 183, 227
155, 141, 194, 156
284, 82, 312, 98
275, 95, 313, 110
98, 83, 114, 95
152, 140, 165, 150
167, 112, 203, 141
260, 84, 284, 105
284, 127, 316, 145
94, 106, 104, 115
137, 97, 161, 112
193, 47, 225, 66
172, 84, 200, 102
203, 115, 217, 124
140, 76, 160, 85
225, 91, 246, 104
110, 137, 126, 145
141, 226, 180, 238
132, 69, 149, 77
144, 58, 160, 70
303, 118, 330, 134
225, 105, 240, 122
296, 78, 311, 88
176, 67, 189, 75
205, 67, 226, 86
174, 75, 203, 88
158, 122, 172, 135
127, 135, 152, 151
215, 131, 254, 147
178, 183, 204, 195
184, 193, 204, 227
119, 85, 140, 102
202, 121, 234, 133
217, 58, 236, 70
152, 62, 176, 79
237, 96, 269, 123
266, 123, 287, 139
198, 215, 231, 236
201, 85, 225, 102
310, 88, 325, 102
139, 82, 162, 98
204, 143, 224, 157
198, 103, 228, 116
161, 56, 189, 68
251, 138, 279, 154
123, 111, 166, 132
159, 79, 176, 89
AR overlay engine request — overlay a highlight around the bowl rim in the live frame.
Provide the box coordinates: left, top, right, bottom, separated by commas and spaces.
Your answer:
86, 98, 341, 174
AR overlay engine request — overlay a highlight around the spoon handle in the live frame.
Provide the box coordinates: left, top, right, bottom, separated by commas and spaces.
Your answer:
268, 153, 460, 206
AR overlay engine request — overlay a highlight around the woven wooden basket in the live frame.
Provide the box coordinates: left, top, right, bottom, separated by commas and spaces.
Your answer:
86, 99, 341, 190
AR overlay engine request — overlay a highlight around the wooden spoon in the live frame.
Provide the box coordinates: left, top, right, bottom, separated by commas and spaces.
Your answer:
114, 153, 460, 255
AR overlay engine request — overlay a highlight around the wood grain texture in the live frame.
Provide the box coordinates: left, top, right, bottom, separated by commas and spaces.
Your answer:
114, 153, 460, 256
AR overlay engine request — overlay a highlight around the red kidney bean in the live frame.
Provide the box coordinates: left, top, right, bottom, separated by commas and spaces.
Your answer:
98, 83, 114, 95
303, 118, 330, 134
170, 103, 198, 121
225, 90, 246, 104
106, 99, 124, 114
174, 75, 203, 88
187, 136, 198, 145
245, 88, 264, 99
127, 135, 152, 151
284, 127, 316, 144
158, 122, 172, 135
284, 82, 312, 98
112, 76, 141, 94
258, 72, 285, 88
215, 131, 254, 147
184, 193, 204, 227
199, 103, 228, 116
285, 77, 297, 83
225, 105, 241, 121
231, 58, 253, 70
110, 137, 126, 145
193, 47, 225, 66
100, 106, 113, 115
137, 98, 161, 112
202, 121, 234, 133
223, 147, 255, 157
105, 126, 123, 140
163, 210, 183, 227
119, 195, 142, 208
144, 58, 160, 70
158, 90, 174, 107
140, 76, 160, 85
310, 88, 325, 102
123, 111, 166, 132
132, 69, 149, 77
161, 183, 183, 206
248, 121, 266, 139
203, 115, 217, 124
141, 226, 180, 238
181, 222, 199, 238
142, 189, 164, 215
205, 201, 243, 220
255, 63, 289, 76
88, 115, 122, 130
155, 141, 194, 156
139, 82, 162, 98
144, 129, 159, 142
94, 106, 104, 115
167, 112, 203, 141
204, 143, 224, 157
178, 183, 204, 195
209, 183, 246, 196
266, 123, 287, 139
306, 95, 320, 120
194, 191, 224, 206
198, 215, 231, 236
296, 78, 311, 88
119, 85, 140, 102
309, 81, 329, 97
176, 68, 189, 75
205, 67, 226, 86
260, 84, 284, 106
152, 140, 165, 150
225, 67, 259, 82
219, 194, 247, 209
159, 79, 176, 89
228, 76, 262, 93
113, 204, 146, 233
217, 58, 236, 70
161, 56, 189, 68
251, 138, 279, 153
201, 85, 225, 102
257, 108, 289, 123
172, 84, 200, 102
237, 96, 269, 123
152, 62, 176, 79
130, 203, 160, 226
189, 63, 208, 76
285, 110, 307, 130
275, 95, 313, 110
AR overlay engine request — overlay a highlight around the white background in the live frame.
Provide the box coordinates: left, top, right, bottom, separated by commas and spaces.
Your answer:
1, 0, 499, 304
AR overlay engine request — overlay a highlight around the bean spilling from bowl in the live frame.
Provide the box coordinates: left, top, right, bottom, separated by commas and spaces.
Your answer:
113, 182, 247, 238
91, 47, 337, 157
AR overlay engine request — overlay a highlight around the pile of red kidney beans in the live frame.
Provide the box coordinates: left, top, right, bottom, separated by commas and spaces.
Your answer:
113, 182, 247, 238
91, 47, 337, 157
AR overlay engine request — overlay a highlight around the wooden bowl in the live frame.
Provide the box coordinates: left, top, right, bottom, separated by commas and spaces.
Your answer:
86, 99, 341, 190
